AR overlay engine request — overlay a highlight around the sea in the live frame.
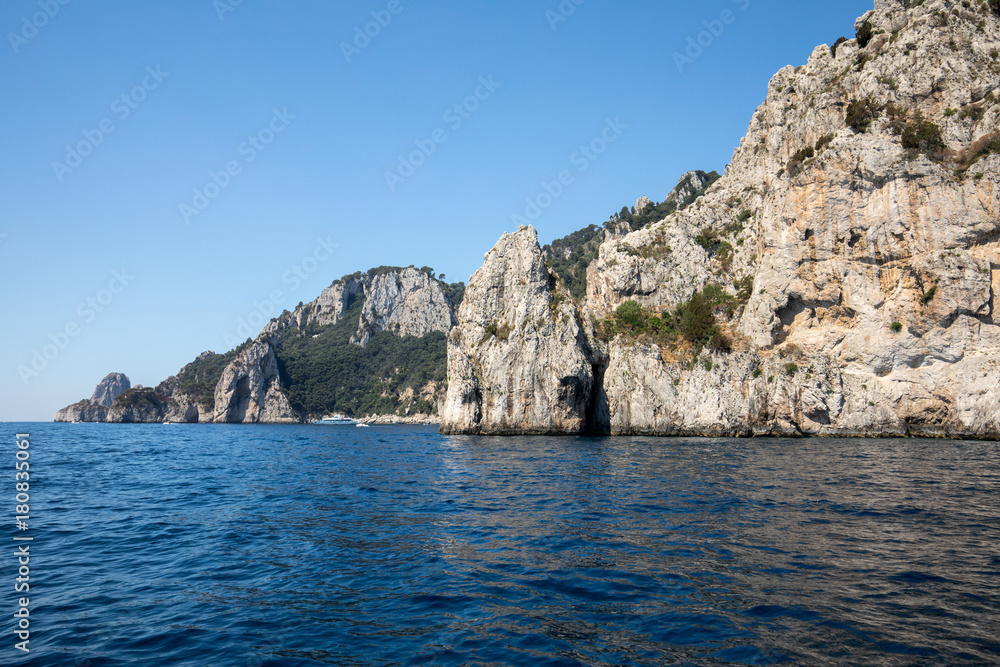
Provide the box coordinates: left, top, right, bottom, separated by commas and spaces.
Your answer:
4, 423, 999, 666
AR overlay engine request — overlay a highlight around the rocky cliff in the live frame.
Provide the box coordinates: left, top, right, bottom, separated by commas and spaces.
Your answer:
442, 0, 1000, 438
54, 372, 130, 422
210, 266, 458, 422
659, 170, 721, 219
441, 227, 598, 434
54, 353, 235, 423
90, 372, 130, 407
351, 268, 457, 345
262, 276, 365, 334
52, 373, 132, 422
212, 335, 298, 423
54, 399, 110, 423
57, 267, 461, 424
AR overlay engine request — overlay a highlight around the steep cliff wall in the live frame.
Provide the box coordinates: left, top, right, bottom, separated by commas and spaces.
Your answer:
54, 372, 130, 421
212, 336, 298, 423
441, 227, 597, 434
105, 387, 171, 424
262, 276, 366, 334
443, 0, 1000, 438
351, 268, 456, 345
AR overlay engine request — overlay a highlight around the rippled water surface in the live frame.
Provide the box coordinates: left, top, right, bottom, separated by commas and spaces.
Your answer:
7, 423, 1000, 665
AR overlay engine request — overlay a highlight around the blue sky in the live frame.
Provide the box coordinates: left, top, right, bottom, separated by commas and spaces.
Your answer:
1, 0, 873, 421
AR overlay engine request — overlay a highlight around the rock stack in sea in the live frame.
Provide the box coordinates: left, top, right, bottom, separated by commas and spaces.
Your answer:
54, 372, 131, 422
90, 372, 130, 407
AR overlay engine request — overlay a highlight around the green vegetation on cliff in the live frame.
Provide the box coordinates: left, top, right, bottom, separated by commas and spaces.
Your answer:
170, 349, 242, 409
112, 386, 169, 413
543, 224, 603, 302
608, 171, 721, 237
439, 281, 466, 308
274, 296, 447, 418
598, 283, 745, 355
543, 170, 720, 304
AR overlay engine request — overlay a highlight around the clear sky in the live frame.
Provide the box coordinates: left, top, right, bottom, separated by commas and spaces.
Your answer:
1, 0, 873, 421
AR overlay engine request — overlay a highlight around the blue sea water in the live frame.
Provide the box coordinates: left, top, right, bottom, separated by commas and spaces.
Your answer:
4, 423, 1000, 666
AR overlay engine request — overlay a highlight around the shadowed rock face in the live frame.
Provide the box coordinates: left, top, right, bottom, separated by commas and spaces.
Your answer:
90, 372, 130, 407
212, 336, 297, 424
444, 0, 1000, 438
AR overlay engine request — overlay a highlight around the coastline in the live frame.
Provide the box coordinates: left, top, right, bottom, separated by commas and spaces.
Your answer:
53, 419, 1000, 440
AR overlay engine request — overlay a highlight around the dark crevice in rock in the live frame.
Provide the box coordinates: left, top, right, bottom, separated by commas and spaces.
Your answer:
778, 296, 808, 327
586, 361, 611, 435
229, 376, 250, 423
987, 263, 998, 325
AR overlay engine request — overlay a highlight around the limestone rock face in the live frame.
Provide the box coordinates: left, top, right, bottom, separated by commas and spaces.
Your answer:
90, 372, 130, 407
351, 268, 456, 345
440, 226, 597, 434
263, 277, 366, 335
662, 170, 719, 213
137, 265, 460, 425
212, 336, 298, 423
221, 266, 458, 422
587, 222, 719, 316
445, 0, 1000, 438
264, 268, 455, 347
54, 400, 109, 423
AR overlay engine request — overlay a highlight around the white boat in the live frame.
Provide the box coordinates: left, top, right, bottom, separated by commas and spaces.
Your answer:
312, 415, 358, 425
356, 423, 371, 428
